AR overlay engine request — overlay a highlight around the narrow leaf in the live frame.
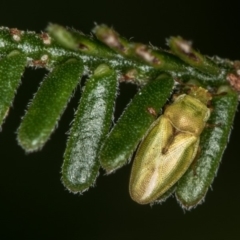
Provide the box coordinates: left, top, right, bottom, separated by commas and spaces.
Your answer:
176, 86, 238, 209
62, 64, 117, 193
0, 51, 26, 128
17, 59, 83, 151
168, 36, 221, 76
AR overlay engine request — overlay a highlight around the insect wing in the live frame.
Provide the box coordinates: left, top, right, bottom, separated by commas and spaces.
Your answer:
130, 115, 199, 204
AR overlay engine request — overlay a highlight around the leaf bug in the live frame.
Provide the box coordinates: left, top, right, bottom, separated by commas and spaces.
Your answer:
129, 86, 212, 204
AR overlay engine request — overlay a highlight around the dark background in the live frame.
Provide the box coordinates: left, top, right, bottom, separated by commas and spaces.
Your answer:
1, 0, 240, 239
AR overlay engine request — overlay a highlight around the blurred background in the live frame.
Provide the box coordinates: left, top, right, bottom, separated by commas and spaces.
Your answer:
1, 0, 240, 239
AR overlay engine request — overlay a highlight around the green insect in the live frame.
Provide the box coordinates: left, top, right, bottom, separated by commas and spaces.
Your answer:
129, 87, 212, 204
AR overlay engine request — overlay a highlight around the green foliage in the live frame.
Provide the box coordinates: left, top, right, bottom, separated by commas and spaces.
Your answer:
168, 36, 221, 76
176, 86, 238, 209
17, 59, 84, 151
0, 24, 239, 210
99, 74, 174, 172
0, 51, 26, 127
62, 64, 117, 192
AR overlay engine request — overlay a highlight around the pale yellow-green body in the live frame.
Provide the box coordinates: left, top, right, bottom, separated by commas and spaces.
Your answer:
129, 89, 211, 204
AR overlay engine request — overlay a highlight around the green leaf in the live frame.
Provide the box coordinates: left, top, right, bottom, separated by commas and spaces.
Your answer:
0, 51, 26, 128
94, 25, 189, 72
99, 74, 174, 172
62, 64, 117, 193
17, 59, 84, 151
176, 86, 238, 209
47, 24, 79, 50
168, 36, 221, 76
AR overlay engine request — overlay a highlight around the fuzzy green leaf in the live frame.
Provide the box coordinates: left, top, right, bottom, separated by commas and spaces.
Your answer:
0, 51, 26, 127
62, 64, 117, 193
17, 59, 84, 151
168, 36, 221, 76
176, 86, 238, 209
